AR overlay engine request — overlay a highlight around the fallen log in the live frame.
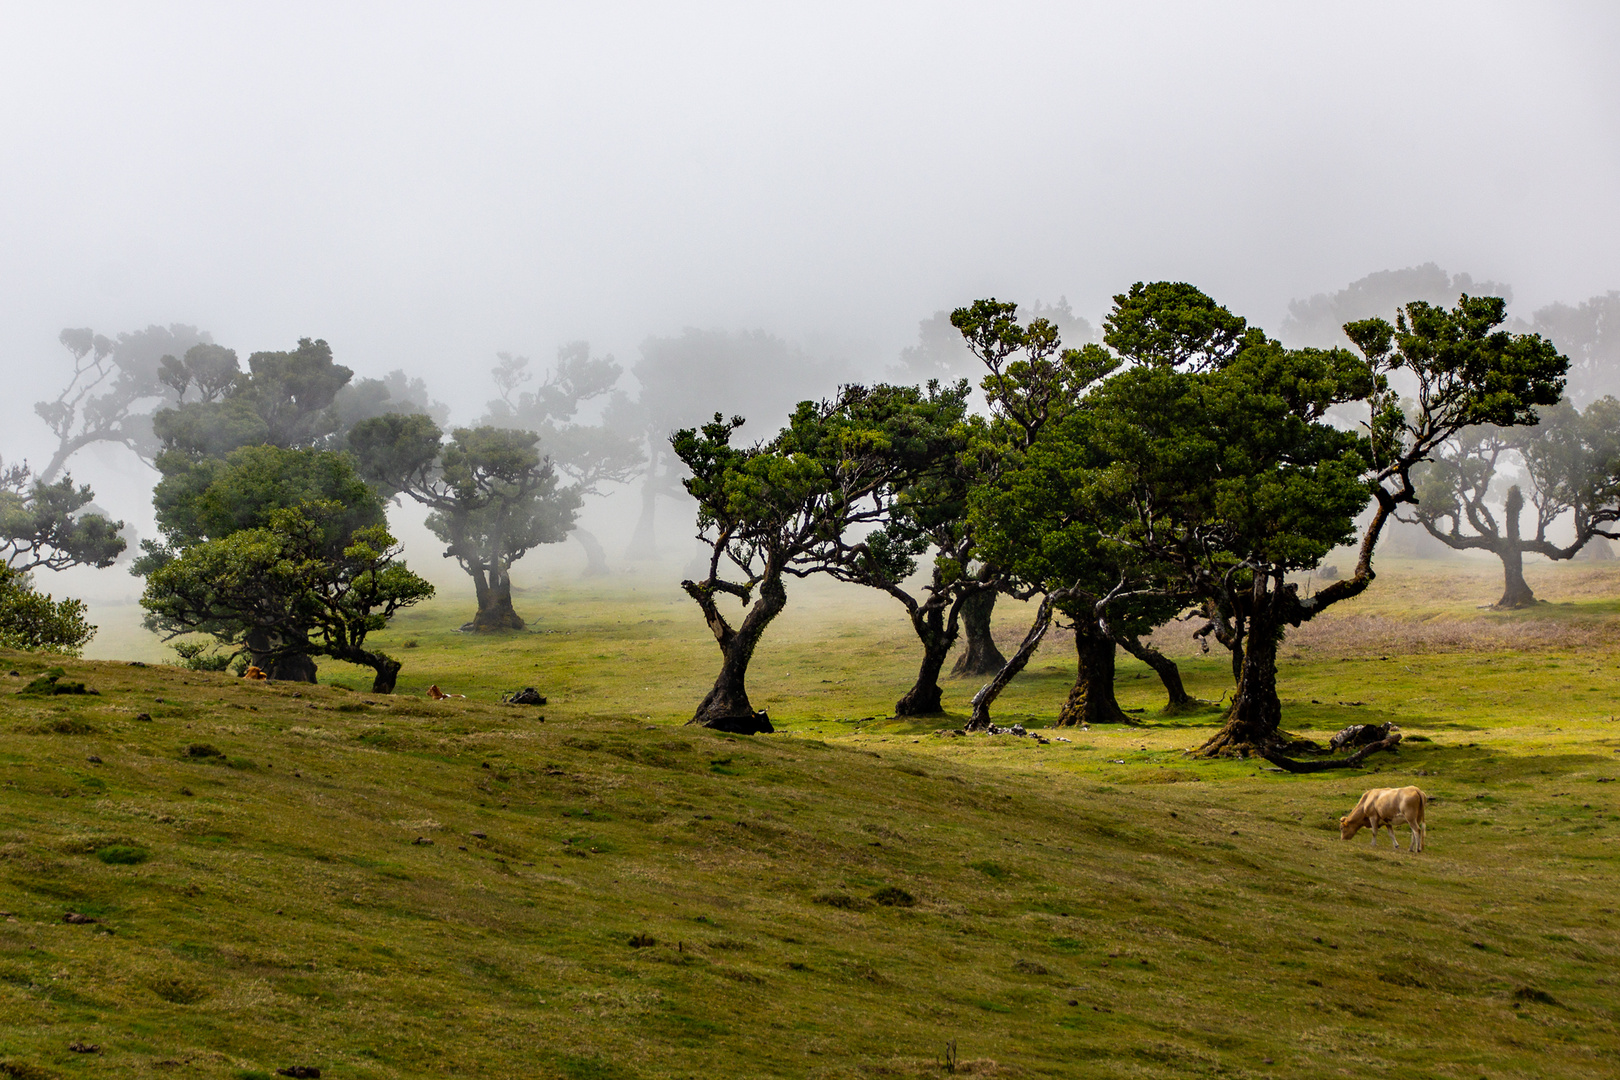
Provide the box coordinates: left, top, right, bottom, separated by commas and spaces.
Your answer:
1259, 733, 1403, 774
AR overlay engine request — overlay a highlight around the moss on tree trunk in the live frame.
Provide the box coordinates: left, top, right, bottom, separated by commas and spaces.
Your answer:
1199, 619, 1283, 755
471, 566, 526, 632
1056, 623, 1132, 726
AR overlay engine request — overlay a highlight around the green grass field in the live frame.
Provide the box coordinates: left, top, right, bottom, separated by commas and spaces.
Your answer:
2, 553, 1618, 1078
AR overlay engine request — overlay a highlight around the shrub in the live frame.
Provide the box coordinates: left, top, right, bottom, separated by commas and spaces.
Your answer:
149, 975, 209, 1004
19, 668, 94, 696
96, 845, 150, 865
871, 886, 916, 907
813, 892, 873, 911
172, 641, 234, 671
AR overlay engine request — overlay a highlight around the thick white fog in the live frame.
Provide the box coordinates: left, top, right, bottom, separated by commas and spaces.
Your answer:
2, 2, 1617, 649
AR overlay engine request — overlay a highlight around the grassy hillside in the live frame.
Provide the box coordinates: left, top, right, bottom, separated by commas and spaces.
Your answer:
2, 557, 1619, 1078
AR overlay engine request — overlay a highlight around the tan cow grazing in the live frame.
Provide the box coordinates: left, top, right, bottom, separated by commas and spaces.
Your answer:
1340, 786, 1428, 852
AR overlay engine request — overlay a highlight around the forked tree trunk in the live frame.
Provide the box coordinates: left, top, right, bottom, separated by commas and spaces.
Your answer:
572, 527, 610, 579
952, 587, 1007, 676
1117, 635, 1195, 712
685, 572, 786, 733
1056, 623, 1133, 726
1199, 616, 1283, 755
1194, 605, 1245, 685
471, 565, 526, 631
896, 605, 952, 716
967, 594, 1057, 731
1495, 486, 1538, 608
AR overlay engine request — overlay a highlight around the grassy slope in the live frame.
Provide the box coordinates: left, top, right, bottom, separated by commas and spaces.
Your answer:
1, 556, 1618, 1079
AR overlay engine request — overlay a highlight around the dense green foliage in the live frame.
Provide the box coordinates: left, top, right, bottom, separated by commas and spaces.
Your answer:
949, 288, 1571, 754
136, 445, 431, 690
0, 565, 96, 654
672, 385, 969, 727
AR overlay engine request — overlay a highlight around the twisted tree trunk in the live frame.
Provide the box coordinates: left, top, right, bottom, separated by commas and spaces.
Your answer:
684, 572, 785, 733
331, 647, 402, 694
896, 643, 949, 716
896, 607, 952, 716
245, 629, 317, 682
967, 594, 1057, 731
625, 463, 661, 561
1199, 613, 1283, 755
367, 655, 402, 695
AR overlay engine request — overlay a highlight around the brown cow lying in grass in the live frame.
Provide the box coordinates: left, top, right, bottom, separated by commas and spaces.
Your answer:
1340, 786, 1428, 852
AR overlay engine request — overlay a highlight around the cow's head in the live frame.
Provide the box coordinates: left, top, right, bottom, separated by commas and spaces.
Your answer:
1338, 814, 1359, 840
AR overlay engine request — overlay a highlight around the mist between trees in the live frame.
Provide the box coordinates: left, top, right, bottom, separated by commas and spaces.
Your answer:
4, 265, 1619, 744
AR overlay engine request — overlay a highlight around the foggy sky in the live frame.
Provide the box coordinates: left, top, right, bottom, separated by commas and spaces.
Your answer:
4, 1, 1618, 460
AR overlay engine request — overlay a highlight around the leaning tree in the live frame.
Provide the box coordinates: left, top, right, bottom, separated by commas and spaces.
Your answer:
349, 415, 581, 631
1073, 288, 1566, 757
673, 387, 932, 732
1407, 396, 1620, 607
34, 324, 212, 481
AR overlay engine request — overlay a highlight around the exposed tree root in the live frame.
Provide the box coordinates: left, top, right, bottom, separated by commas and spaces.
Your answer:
1259, 733, 1403, 773
1158, 699, 1217, 718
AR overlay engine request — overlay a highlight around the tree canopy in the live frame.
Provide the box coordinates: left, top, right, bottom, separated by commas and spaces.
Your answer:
35, 324, 212, 481
0, 459, 127, 573
1061, 290, 1567, 755
349, 415, 581, 631
484, 343, 643, 576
